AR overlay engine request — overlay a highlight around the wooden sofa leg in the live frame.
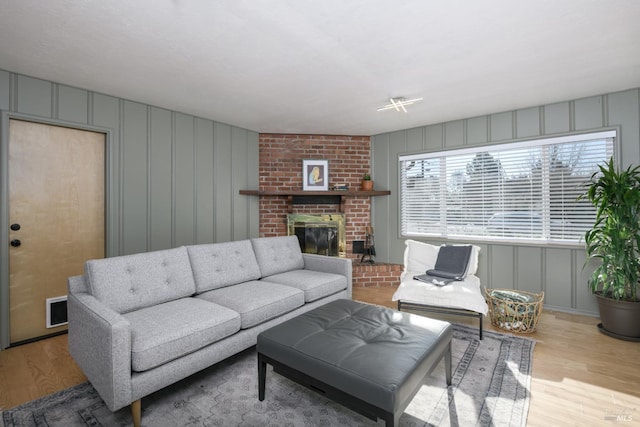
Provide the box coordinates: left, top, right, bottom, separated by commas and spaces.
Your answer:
131, 399, 141, 427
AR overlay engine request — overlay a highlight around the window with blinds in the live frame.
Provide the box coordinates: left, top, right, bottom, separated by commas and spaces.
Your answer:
399, 130, 616, 244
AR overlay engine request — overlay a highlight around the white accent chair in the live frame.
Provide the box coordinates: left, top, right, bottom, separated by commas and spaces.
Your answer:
392, 240, 488, 339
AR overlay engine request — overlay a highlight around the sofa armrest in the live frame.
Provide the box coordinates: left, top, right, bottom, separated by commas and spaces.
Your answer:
67, 275, 133, 411
302, 254, 352, 298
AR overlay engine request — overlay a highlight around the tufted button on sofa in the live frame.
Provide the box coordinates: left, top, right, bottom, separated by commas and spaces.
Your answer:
67, 235, 352, 427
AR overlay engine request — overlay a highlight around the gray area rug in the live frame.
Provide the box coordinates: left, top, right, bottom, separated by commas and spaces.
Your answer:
1, 324, 535, 427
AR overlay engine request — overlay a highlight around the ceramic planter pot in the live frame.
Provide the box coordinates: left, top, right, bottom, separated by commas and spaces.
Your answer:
361, 180, 373, 191
595, 293, 640, 341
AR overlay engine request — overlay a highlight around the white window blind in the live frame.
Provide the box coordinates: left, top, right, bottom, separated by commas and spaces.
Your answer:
399, 131, 616, 244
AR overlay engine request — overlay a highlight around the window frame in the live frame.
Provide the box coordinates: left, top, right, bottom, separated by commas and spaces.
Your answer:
397, 129, 618, 247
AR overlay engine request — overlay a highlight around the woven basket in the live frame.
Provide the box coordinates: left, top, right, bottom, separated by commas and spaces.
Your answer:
485, 288, 544, 334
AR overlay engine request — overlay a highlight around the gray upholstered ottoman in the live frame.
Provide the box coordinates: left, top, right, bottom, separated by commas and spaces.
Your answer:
257, 299, 453, 427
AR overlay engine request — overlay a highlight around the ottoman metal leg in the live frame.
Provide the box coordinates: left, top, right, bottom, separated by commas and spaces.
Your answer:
258, 352, 267, 401
445, 340, 452, 386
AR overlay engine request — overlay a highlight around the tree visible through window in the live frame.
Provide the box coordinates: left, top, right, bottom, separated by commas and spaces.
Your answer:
399, 131, 616, 244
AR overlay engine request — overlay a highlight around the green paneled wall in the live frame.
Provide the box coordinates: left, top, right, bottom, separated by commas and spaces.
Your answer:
0, 69, 260, 258
2, 67, 638, 319
372, 88, 640, 316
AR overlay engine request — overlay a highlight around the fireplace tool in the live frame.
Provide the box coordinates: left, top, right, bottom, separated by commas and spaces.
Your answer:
361, 226, 376, 263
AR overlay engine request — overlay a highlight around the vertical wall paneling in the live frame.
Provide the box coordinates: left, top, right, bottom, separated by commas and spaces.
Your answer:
57, 85, 88, 124
1, 69, 259, 256
121, 101, 149, 255
424, 124, 444, 150
173, 113, 196, 247
574, 96, 604, 131
444, 120, 464, 148
575, 249, 599, 313
490, 246, 515, 289
373, 87, 640, 316
246, 131, 260, 238
489, 111, 513, 141
515, 107, 541, 138
231, 127, 249, 241
370, 132, 390, 259
378, 132, 404, 260
406, 127, 424, 152
608, 90, 640, 165
543, 102, 571, 134
16, 75, 52, 118
195, 118, 215, 244
91, 93, 121, 256
516, 247, 542, 293
371, 133, 390, 259
466, 116, 488, 145
544, 248, 573, 309
0, 70, 11, 111
474, 243, 489, 287
149, 107, 173, 251
213, 123, 232, 242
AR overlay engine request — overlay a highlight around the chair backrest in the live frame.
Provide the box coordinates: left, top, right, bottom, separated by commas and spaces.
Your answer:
403, 239, 480, 276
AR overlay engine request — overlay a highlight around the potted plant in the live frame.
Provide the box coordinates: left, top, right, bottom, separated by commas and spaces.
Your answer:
581, 157, 640, 340
361, 173, 374, 191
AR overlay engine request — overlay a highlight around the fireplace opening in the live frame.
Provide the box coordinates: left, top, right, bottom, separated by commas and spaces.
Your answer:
287, 214, 346, 257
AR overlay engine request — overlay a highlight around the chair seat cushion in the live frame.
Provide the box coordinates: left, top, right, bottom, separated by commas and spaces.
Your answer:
196, 281, 305, 329
262, 269, 347, 302
392, 272, 489, 315
124, 298, 241, 372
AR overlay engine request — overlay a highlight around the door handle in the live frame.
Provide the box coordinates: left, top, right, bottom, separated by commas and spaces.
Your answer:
10, 239, 21, 247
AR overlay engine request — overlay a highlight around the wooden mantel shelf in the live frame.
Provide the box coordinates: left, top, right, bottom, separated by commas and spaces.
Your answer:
239, 189, 391, 213
239, 190, 391, 197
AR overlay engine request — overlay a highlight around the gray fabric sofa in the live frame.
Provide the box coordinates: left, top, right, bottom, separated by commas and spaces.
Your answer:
67, 235, 352, 427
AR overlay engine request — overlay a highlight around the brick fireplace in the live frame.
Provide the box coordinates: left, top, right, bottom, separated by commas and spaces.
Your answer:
257, 133, 402, 288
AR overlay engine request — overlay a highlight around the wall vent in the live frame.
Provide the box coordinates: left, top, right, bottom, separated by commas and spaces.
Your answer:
46, 296, 68, 328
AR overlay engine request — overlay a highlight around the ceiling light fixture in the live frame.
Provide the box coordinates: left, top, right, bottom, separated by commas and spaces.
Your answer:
377, 97, 423, 113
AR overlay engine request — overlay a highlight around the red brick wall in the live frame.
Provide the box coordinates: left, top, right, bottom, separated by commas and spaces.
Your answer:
258, 134, 372, 259
257, 133, 401, 286
352, 263, 404, 288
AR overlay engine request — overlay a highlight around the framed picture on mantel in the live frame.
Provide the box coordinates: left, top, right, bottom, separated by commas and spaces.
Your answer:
302, 159, 328, 191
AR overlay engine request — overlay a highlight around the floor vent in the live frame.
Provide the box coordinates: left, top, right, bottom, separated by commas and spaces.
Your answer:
46, 296, 68, 328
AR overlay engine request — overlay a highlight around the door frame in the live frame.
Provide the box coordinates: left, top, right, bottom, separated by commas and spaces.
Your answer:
0, 111, 112, 349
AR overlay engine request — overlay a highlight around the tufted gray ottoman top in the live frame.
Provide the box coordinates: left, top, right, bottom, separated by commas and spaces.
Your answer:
257, 298, 453, 416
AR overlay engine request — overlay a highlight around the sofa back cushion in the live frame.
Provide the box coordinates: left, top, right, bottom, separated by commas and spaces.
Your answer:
251, 236, 304, 277
85, 246, 196, 314
187, 240, 261, 293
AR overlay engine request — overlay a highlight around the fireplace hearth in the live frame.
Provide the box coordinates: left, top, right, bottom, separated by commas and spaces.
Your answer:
287, 214, 346, 257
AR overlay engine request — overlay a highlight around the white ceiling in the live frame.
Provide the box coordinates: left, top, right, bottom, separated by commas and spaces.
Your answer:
1, 0, 639, 136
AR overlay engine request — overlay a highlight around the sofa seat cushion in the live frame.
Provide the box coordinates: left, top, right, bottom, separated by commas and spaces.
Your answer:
187, 240, 261, 293
263, 270, 347, 302
124, 297, 241, 372
85, 246, 196, 314
196, 281, 304, 329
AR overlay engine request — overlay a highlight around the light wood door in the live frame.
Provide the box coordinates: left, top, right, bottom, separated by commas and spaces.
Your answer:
8, 119, 105, 344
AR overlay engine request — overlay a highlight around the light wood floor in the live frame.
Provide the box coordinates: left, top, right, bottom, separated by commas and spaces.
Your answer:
1, 286, 639, 427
